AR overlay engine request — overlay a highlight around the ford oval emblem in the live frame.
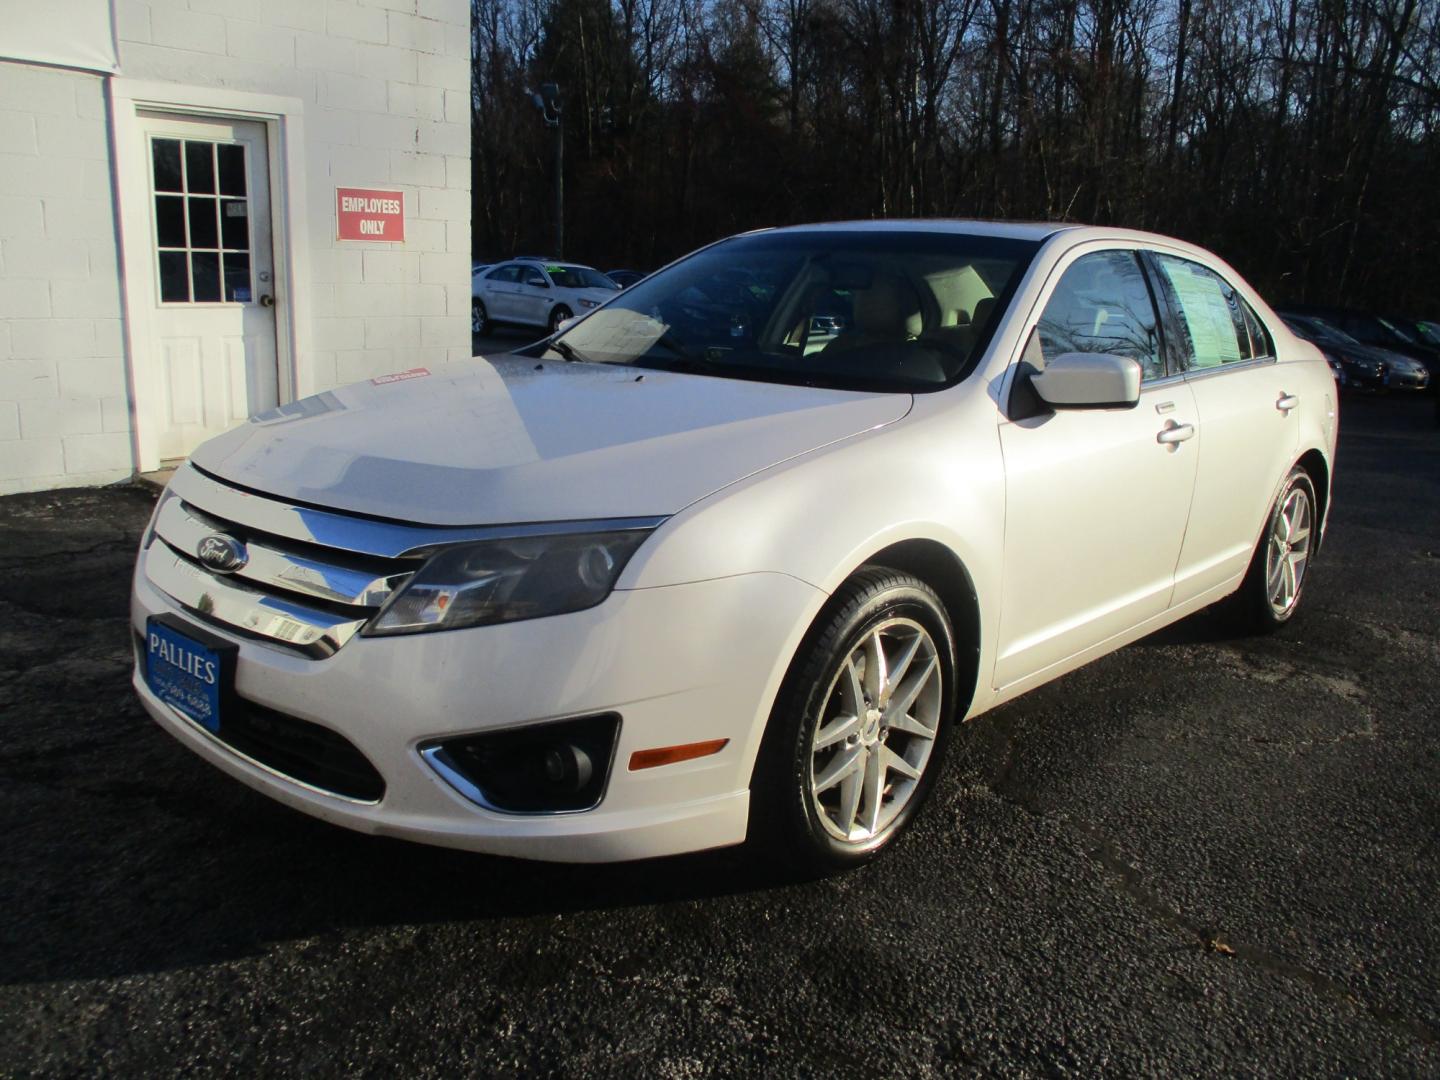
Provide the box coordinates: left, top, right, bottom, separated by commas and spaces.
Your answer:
197, 533, 248, 574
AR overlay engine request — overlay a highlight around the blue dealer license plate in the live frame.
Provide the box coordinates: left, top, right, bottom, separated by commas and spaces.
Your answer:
145, 619, 224, 733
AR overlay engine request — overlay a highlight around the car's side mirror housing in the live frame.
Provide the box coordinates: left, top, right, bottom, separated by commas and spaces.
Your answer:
1029, 352, 1142, 409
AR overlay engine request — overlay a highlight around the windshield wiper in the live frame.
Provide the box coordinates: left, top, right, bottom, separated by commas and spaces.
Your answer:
545, 338, 587, 363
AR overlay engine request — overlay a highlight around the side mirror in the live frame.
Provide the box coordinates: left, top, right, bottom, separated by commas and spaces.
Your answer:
1030, 352, 1142, 409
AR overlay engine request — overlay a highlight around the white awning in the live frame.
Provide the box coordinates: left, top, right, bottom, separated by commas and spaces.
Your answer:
0, 0, 118, 74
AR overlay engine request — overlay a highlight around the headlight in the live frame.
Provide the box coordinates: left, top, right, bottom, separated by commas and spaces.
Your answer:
365, 529, 651, 636
578, 298, 600, 309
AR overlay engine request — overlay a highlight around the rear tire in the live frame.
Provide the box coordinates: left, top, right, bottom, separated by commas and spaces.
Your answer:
750, 568, 957, 874
1233, 466, 1317, 632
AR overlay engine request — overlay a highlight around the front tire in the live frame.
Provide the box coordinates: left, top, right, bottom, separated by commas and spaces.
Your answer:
1235, 466, 1317, 631
472, 299, 488, 336
549, 305, 573, 334
752, 568, 957, 873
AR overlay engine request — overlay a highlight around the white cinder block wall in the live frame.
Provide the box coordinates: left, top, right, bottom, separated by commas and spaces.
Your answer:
0, 63, 131, 494
0, 0, 472, 494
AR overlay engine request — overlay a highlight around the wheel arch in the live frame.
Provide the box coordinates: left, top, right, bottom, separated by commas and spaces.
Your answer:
1295, 447, 1330, 552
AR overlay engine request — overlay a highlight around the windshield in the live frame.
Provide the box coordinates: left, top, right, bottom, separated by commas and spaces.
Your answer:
544, 230, 1040, 391
1288, 316, 1358, 346
547, 265, 619, 290
1375, 316, 1417, 344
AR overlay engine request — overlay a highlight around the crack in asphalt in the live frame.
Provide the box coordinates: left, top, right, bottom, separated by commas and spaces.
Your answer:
979, 720, 1440, 1050
0, 537, 138, 567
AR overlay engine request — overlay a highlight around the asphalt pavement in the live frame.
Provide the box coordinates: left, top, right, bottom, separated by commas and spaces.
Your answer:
1, 392, 1437, 1076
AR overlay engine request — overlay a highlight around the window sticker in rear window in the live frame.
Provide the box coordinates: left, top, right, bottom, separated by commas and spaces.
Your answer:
1159, 260, 1242, 367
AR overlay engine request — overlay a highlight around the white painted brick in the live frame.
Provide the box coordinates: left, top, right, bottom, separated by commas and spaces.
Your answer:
447, 344, 471, 362
362, 249, 420, 283
51, 279, 121, 318
115, 0, 152, 42
359, 0, 415, 12
263, 0, 325, 32
57, 356, 128, 398
368, 113, 421, 151
296, 30, 358, 72
0, 401, 18, 439
119, 42, 314, 99
0, 111, 38, 155
416, 119, 467, 156
335, 348, 396, 383
101, 396, 133, 433
419, 185, 468, 221
19, 397, 103, 438
327, 0, 388, 43
41, 198, 114, 240
74, 81, 108, 120
0, 358, 59, 399
0, 320, 9, 359
36, 115, 108, 160
335, 283, 407, 316
356, 42, 417, 82
306, 348, 338, 390
444, 88, 470, 124
10, 319, 96, 359
151, 9, 227, 53
326, 143, 390, 182
442, 281, 469, 315
0, 280, 51, 318
387, 11, 446, 54
308, 283, 337, 318
94, 320, 125, 358
2, 238, 91, 280
63, 432, 133, 473
389, 150, 444, 187
444, 154, 470, 191
418, 0, 467, 26
226, 20, 297, 64
363, 316, 420, 348
420, 251, 466, 284
445, 220, 469, 255
420, 313, 462, 346
387, 81, 444, 121
333, 249, 365, 282
405, 283, 446, 316
318, 72, 387, 114
0, 437, 64, 481
0, 153, 92, 199
314, 316, 365, 349
0, 196, 46, 239
0, 65, 80, 116
405, 217, 445, 251
417, 53, 467, 91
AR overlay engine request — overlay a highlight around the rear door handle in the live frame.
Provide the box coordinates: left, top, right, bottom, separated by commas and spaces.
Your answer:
1157, 421, 1195, 445
1277, 393, 1299, 412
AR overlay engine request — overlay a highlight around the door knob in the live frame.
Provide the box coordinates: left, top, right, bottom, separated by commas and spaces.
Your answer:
259, 293, 275, 307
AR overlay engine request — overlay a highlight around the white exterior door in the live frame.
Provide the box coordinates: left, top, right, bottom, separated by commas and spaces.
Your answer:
137, 111, 278, 462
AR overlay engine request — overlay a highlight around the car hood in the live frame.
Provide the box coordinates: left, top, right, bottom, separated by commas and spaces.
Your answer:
190, 357, 912, 525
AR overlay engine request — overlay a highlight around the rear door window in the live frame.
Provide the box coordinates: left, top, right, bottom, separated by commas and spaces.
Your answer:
1150, 254, 1251, 370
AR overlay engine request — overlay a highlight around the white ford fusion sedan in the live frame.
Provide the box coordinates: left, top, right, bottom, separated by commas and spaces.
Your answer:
132, 221, 1337, 870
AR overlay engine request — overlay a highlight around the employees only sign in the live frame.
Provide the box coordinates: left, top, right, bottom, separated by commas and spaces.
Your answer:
336, 187, 405, 242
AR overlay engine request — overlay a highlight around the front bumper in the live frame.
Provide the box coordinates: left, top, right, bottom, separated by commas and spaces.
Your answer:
132, 558, 823, 862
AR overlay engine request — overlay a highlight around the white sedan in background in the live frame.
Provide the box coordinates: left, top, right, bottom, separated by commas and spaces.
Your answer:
133, 221, 1337, 870
472, 258, 620, 336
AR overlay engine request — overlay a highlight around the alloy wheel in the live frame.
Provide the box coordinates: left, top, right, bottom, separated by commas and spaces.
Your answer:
807, 617, 943, 844
1266, 484, 1312, 616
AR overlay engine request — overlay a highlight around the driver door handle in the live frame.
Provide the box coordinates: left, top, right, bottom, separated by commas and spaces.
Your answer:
1157, 421, 1195, 445
1276, 393, 1299, 412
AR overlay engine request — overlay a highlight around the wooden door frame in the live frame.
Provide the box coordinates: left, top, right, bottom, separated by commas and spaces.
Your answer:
109, 79, 310, 472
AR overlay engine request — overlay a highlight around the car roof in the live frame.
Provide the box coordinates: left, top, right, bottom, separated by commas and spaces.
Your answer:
762, 219, 1078, 242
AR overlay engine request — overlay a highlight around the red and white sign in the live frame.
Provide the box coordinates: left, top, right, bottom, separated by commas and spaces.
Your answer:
336, 187, 405, 242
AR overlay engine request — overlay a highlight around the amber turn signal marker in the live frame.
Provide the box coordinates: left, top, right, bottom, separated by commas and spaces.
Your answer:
628, 739, 729, 771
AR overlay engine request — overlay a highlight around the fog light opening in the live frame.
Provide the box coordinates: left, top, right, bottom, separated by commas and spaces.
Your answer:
543, 742, 594, 791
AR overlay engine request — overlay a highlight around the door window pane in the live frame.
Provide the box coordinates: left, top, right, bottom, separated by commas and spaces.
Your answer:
153, 139, 183, 192
185, 141, 215, 194
187, 196, 219, 249
191, 251, 221, 302
220, 199, 250, 250
155, 195, 186, 247
217, 143, 247, 196
1152, 255, 1248, 369
158, 251, 190, 302
223, 253, 252, 302
1036, 250, 1164, 380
